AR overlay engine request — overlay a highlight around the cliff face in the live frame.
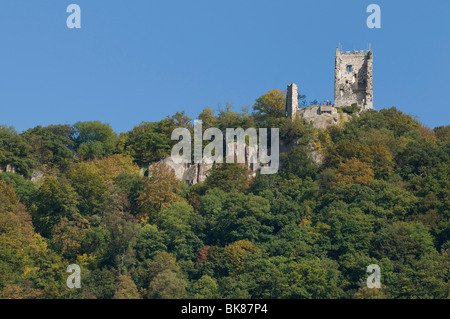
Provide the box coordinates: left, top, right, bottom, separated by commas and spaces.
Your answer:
158, 142, 260, 185
160, 156, 213, 185
160, 131, 331, 184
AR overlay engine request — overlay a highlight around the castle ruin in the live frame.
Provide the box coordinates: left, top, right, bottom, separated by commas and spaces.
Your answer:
285, 83, 299, 118
160, 47, 374, 183
334, 48, 373, 110
285, 48, 374, 128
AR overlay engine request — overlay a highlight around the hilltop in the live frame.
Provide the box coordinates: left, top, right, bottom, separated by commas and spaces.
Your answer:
0, 90, 449, 299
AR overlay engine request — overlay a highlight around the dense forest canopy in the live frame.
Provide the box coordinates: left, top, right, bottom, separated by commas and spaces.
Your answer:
0, 89, 449, 299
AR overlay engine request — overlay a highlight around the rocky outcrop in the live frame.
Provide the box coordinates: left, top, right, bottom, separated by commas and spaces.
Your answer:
160, 141, 261, 185
298, 105, 350, 129
0, 164, 16, 174
30, 170, 45, 183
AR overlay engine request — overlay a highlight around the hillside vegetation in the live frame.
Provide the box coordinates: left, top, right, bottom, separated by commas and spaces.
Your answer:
0, 89, 449, 299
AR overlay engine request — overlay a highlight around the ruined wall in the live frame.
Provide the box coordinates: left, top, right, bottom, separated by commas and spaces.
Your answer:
334, 48, 373, 111
285, 83, 299, 118
298, 105, 348, 129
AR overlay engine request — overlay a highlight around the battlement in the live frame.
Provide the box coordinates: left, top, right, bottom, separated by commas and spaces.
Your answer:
336, 48, 372, 56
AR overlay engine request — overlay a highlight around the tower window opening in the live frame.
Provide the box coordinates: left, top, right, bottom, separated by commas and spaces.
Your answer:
347, 65, 353, 72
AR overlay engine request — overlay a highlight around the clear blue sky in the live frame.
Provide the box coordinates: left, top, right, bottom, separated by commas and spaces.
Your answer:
0, 0, 449, 133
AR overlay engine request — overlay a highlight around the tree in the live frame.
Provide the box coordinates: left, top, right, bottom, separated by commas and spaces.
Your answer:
198, 107, 217, 129
318, 205, 375, 259
51, 213, 90, 260
147, 269, 187, 299
434, 125, 450, 143
353, 287, 390, 299
125, 120, 174, 167
137, 162, 183, 222
397, 140, 448, 179
190, 275, 220, 299
0, 181, 65, 298
201, 190, 273, 245
34, 176, 80, 237
21, 124, 75, 171
113, 274, 142, 299
101, 210, 139, 270
252, 89, 286, 127
278, 257, 344, 298
224, 240, 262, 272
156, 202, 204, 260
68, 162, 108, 215
380, 107, 421, 138
0, 172, 38, 209
147, 252, 181, 279
368, 144, 394, 179
170, 111, 192, 129
371, 222, 436, 265
204, 163, 251, 193
72, 121, 118, 160
0, 125, 33, 177
89, 154, 140, 182
280, 116, 313, 144
324, 139, 372, 169
332, 158, 374, 187
280, 145, 318, 179
135, 224, 167, 261
1, 102, 449, 299
84, 268, 116, 299
216, 103, 255, 132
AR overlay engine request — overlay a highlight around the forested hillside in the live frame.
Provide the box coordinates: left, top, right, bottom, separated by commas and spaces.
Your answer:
1, 90, 449, 299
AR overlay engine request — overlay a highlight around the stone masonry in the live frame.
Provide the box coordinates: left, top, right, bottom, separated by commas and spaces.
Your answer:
285, 83, 299, 118
285, 48, 373, 129
334, 48, 373, 110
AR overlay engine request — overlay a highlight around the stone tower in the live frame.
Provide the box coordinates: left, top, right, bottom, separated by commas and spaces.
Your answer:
334, 48, 373, 111
285, 83, 299, 118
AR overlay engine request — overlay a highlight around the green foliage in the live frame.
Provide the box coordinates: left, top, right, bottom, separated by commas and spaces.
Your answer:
83, 268, 116, 299
190, 275, 220, 299
34, 176, 80, 237
280, 117, 313, 144
201, 190, 273, 245
0, 125, 33, 177
113, 274, 141, 299
434, 125, 450, 143
0, 172, 38, 208
280, 145, 319, 179
198, 107, 218, 129
252, 89, 287, 128
0, 181, 65, 298
125, 112, 191, 167
216, 103, 255, 132
22, 125, 75, 171
156, 202, 203, 260
0, 101, 448, 299
67, 163, 108, 215
73, 121, 118, 160
147, 269, 187, 299
337, 104, 360, 114
204, 163, 250, 193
